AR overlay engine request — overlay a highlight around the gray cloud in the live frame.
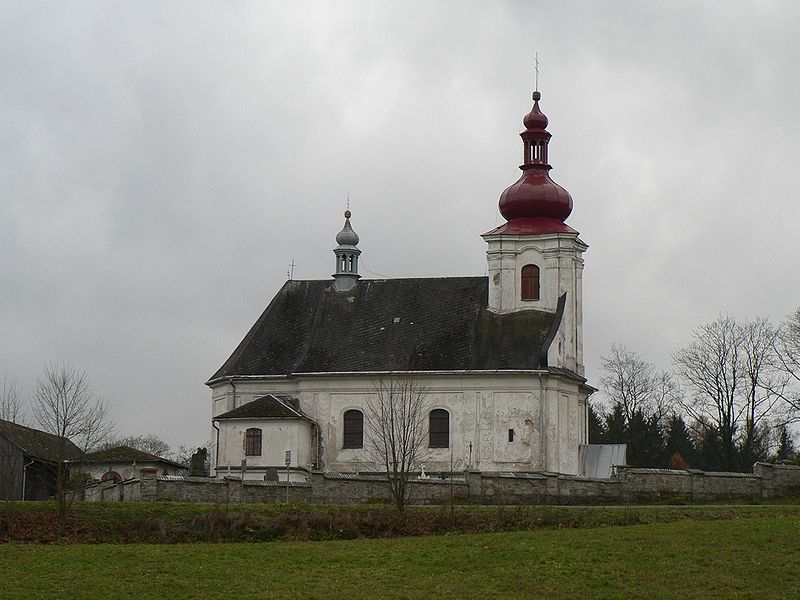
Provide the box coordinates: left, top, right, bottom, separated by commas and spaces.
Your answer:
2, 1, 798, 447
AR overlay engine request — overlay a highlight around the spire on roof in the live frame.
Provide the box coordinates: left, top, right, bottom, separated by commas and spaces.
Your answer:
333, 209, 361, 292
493, 89, 574, 234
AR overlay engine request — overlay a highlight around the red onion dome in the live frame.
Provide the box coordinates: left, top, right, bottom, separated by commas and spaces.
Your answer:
497, 91, 573, 223
498, 171, 573, 221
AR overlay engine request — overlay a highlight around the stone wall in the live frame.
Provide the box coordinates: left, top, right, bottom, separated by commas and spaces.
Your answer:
309, 473, 469, 505
81, 462, 800, 505
83, 478, 142, 502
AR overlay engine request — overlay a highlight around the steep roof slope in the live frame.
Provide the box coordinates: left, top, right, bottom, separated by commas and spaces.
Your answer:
0, 419, 84, 462
209, 277, 561, 381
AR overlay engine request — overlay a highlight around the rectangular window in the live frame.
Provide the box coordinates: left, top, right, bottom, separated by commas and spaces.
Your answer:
508, 428, 515, 443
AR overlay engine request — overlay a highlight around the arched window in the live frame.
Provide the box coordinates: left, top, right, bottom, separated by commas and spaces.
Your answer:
521, 264, 540, 301
101, 470, 122, 483
343, 409, 363, 449
429, 409, 450, 448
245, 428, 262, 456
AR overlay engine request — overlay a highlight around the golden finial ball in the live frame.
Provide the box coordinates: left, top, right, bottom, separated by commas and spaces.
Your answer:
344, 210, 351, 218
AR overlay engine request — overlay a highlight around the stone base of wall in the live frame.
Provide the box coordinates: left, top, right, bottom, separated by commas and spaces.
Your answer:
80, 462, 800, 505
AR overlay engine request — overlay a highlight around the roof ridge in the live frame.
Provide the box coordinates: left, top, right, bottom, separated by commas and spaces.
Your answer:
272, 394, 304, 418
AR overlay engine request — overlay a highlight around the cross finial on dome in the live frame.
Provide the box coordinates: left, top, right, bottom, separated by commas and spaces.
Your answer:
534, 52, 540, 92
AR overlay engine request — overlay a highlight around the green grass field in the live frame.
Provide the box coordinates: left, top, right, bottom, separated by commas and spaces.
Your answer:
1, 512, 798, 599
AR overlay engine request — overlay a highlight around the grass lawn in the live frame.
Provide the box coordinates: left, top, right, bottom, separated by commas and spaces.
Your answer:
3, 501, 800, 543
1, 514, 798, 599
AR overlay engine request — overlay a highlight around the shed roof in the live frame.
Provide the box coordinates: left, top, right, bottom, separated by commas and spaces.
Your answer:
209, 277, 563, 382
0, 419, 84, 462
82, 445, 185, 469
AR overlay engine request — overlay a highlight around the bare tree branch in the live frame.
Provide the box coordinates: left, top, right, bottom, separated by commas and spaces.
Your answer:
364, 374, 430, 510
774, 307, 800, 414
31, 363, 115, 528
600, 344, 679, 426
0, 374, 24, 423
102, 433, 171, 457
674, 315, 788, 469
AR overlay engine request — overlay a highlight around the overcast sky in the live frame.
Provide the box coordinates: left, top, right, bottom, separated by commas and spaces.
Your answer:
2, 1, 798, 449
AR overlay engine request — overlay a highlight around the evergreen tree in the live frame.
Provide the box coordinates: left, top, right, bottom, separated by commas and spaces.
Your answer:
738, 423, 770, 469
603, 402, 627, 445
626, 410, 665, 468
662, 414, 698, 469
587, 403, 606, 444
599, 402, 667, 468
696, 425, 726, 471
773, 425, 796, 462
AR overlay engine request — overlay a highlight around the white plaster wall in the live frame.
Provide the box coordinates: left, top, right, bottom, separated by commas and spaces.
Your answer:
483, 232, 587, 375
210, 372, 587, 475
215, 418, 313, 476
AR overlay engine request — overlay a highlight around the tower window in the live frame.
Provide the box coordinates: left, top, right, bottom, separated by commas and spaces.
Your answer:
343, 409, 364, 449
245, 428, 262, 456
521, 264, 540, 301
429, 409, 450, 448
508, 428, 515, 442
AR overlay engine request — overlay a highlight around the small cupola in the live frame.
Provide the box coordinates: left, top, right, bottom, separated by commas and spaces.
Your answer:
333, 209, 361, 292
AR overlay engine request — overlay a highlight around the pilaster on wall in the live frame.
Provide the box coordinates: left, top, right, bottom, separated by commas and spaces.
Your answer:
484, 232, 586, 375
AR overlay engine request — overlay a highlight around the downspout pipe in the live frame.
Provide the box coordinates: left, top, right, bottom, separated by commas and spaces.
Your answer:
230, 379, 237, 409
212, 420, 220, 477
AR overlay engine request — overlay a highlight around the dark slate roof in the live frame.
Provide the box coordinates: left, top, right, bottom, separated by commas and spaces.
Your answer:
215, 394, 307, 420
209, 277, 562, 381
0, 419, 84, 462
82, 445, 185, 469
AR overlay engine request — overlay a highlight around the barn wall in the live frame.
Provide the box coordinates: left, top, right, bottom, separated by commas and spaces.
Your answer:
0, 435, 23, 501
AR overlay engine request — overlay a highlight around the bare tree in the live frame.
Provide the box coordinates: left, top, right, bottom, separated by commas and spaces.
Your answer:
103, 433, 170, 457
1, 376, 28, 522
775, 307, 800, 414
0, 422, 23, 523
739, 318, 787, 465
674, 315, 785, 470
0, 374, 24, 423
364, 375, 430, 511
31, 363, 115, 525
600, 344, 678, 426
673, 315, 742, 469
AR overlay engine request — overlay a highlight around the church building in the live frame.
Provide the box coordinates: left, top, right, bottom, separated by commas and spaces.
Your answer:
207, 89, 594, 480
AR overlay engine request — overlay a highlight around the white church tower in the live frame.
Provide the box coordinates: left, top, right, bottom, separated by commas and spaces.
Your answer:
482, 90, 587, 376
